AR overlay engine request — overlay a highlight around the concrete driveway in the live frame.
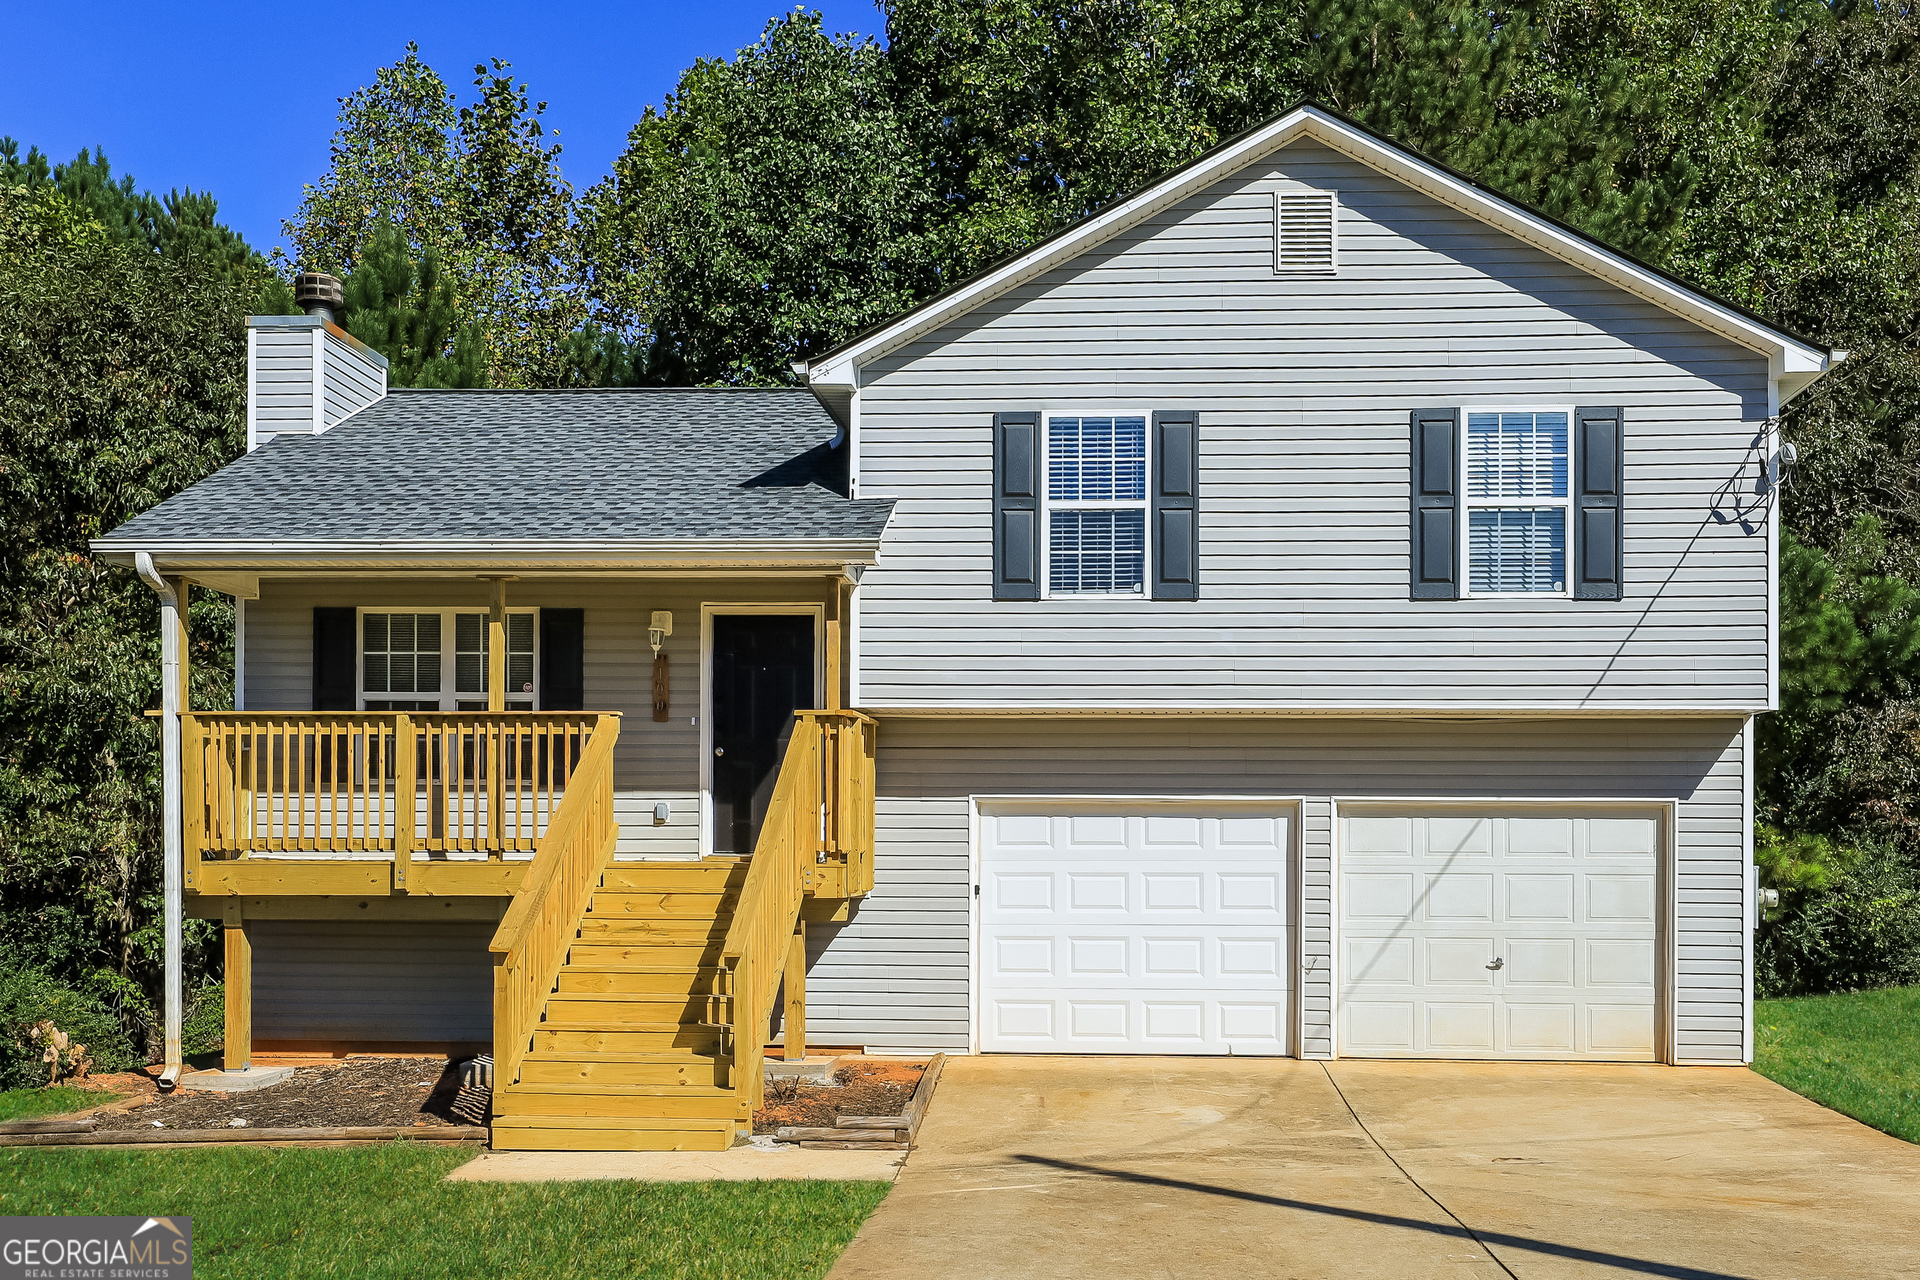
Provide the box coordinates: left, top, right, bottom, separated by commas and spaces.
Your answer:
827, 1057, 1920, 1280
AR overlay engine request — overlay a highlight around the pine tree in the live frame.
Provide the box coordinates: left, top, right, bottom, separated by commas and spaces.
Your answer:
339, 222, 489, 388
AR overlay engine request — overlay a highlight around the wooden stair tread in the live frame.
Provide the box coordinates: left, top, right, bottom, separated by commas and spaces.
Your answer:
533, 1028, 698, 1036
520, 1051, 717, 1064
487, 1120, 733, 1128
501, 1082, 731, 1097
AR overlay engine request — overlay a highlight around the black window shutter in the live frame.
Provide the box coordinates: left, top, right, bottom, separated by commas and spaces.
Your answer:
540, 608, 585, 710
993, 411, 1041, 600
1410, 408, 1460, 600
312, 607, 357, 710
1574, 406, 1624, 600
1152, 410, 1199, 600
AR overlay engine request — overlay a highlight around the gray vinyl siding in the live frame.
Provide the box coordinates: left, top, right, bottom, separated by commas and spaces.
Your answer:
251, 920, 493, 1043
242, 577, 835, 858
321, 331, 386, 428
805, 715, 1747, 1063
249, 324, 386, 448
853, 138, 1773, 710
250, 327, 316, 448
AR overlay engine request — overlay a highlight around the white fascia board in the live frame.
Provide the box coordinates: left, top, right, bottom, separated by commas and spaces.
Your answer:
849, 703, 1759, 718
804, 106, 1837, 399
88, 537, 884, 575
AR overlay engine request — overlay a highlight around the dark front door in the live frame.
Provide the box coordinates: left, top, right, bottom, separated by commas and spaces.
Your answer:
711, 614, 816, 856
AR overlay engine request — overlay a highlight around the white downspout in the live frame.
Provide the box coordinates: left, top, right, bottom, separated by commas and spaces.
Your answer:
135, 552, 184, 1088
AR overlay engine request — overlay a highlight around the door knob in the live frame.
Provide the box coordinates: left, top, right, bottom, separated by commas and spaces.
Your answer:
714, 747, 725, 757
1486, 956, 1505, 971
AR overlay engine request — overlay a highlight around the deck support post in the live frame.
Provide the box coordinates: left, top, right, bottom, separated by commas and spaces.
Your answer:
222, 902, 252, 1072
784, 920, 806, 1061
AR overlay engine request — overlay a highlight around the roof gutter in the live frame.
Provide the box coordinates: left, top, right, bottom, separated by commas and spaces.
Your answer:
92, 536, 885, 576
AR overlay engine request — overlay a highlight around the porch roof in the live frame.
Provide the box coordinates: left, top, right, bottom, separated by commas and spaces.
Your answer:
94, 388, 894, 566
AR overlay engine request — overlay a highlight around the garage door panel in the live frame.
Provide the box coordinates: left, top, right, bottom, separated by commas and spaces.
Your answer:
1426, 1002, 1497, 1051
1339, 807, 1659, 1061
1426, 937, 1497, 985
981, 805, 1294, 1055
1424, 873, 1494, 920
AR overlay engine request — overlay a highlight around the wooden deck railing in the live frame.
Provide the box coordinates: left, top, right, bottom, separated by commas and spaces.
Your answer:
182, 712, 604, 861
488, 715, 621, 1088
706, 711, 877, 1105
807, 711, 877, 898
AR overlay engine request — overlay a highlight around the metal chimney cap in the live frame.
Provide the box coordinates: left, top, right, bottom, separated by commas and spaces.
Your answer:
294, 272, 345, 321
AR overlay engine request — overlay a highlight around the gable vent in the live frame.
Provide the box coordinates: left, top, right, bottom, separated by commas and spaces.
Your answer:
1274, 190, 1338, 275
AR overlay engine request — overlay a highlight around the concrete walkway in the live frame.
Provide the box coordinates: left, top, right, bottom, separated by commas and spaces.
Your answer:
828, 1057, 1920, 1280
447, 1145, 905, 1183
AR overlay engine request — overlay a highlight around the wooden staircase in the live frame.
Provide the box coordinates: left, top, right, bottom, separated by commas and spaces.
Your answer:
490, 860, 749, 1152
485, 710, 878, 1153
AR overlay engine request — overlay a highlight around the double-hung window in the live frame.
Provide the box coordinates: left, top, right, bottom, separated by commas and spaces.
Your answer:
1463, 409, 1571, 596
1044, 413, 1149, 596
359, 609, 538, 711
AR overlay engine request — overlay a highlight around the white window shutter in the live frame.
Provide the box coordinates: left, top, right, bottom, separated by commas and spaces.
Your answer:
1274, 190, 1338, 275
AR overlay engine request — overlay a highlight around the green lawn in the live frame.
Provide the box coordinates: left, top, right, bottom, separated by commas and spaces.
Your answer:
0, 1144, 889, 1279
1755, 985, 1920, 1144
0, 1087, 119, 1123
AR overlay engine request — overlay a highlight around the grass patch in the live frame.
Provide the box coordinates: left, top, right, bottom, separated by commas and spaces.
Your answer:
1755, 985, 1920, 1144
0, 1143, 889, 1279
0, 1087, 118, 1123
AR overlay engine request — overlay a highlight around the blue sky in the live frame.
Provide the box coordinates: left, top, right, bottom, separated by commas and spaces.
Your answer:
2, 1, 886, 258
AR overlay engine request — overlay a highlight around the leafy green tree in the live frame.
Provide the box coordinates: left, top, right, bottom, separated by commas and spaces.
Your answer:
286, 46, 589, 387
884, 0, 1311, 276
581, 12, 940, 384
341, 223, 489, 388
0, 138, 296, 314
0, 182, 227, 1021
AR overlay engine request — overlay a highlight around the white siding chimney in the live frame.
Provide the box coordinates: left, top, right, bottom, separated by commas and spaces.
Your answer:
246, 279, 389, 451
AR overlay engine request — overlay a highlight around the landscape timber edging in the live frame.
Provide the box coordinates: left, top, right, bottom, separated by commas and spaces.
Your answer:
771, 1052, 947, 1151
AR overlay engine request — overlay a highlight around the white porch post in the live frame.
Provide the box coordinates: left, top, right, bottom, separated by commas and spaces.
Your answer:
136, 553, 185, 1082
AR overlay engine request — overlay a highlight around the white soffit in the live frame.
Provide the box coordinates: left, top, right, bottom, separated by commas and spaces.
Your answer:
805, 105, 1838, 399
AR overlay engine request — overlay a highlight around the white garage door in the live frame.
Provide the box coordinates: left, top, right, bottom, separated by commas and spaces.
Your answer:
980, 803, 1292, 1054
1338, 806, 1660, 1061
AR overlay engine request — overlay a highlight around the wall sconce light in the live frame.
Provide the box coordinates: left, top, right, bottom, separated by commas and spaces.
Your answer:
649, 611, 673, 722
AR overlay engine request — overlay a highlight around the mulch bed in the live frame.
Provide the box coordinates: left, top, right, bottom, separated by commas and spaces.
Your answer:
92, 1057, 476, 1132
753, 1059, 925, 1134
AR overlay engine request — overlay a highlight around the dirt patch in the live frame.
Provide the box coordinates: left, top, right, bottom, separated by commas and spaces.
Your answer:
93, 1057, 474, 1132
753, 1059, 924, 1133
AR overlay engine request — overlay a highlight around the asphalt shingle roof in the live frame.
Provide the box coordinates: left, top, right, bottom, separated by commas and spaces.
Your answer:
100, 388, 894, 544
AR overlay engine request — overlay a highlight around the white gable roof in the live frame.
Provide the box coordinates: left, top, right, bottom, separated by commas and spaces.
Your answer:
803, 104, 1840, 406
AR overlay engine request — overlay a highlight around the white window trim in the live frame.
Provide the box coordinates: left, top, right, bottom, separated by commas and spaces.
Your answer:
354, 606, 541, 711
1459, 404, 1576, 600
1039, 409, 1153, 600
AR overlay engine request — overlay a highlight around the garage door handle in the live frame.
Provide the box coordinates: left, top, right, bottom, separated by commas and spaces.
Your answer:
1486, 956, 1505, 971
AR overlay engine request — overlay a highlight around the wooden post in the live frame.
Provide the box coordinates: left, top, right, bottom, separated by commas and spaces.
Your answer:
222, 902, 251, 1072
485, 578, 507, 854
823, 579, 842, 712
180, 715, 203, 890
784, 920, 807, 1061
393, 713, 415, 890
167, 577, 191, 714
487, 577, 507, 714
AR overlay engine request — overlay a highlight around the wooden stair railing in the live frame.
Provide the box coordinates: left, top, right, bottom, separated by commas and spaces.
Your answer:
705, 711, 877, 1109
488, 714, 621, 1090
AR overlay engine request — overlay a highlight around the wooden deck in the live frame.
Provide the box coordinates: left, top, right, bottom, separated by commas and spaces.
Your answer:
189, 707, 879, 1151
